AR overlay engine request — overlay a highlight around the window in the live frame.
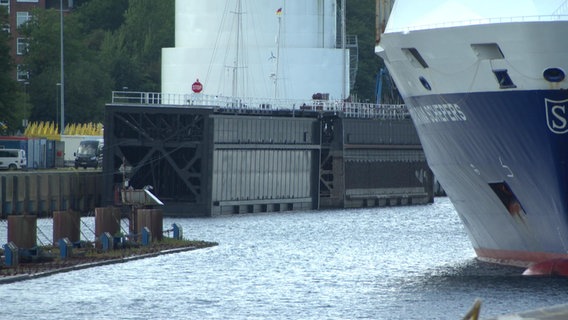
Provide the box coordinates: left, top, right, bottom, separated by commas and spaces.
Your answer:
419, 76, 432, 91
401, 47, 429, 68
1, 24, 9, 33
17, 0, 39, 3
17, 37, 29, 55
17, 64, 29, 81
0, 150, 19, 158
17, 11, 32, 28
0, 0, 9, 14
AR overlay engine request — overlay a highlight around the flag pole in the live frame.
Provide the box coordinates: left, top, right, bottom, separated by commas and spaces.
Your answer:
274, 9, 282, 99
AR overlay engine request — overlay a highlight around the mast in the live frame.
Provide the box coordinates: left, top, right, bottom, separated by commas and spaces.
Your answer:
59, 0, 65, 135
274, 10, 282, 99
232, 0, 243, 98
341, 0, 346, 100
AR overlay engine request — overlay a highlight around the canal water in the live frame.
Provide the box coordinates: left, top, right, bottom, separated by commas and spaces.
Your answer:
1, 197, 567, 319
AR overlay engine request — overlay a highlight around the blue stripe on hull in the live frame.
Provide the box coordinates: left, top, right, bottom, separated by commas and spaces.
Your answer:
406, 90, 568, 264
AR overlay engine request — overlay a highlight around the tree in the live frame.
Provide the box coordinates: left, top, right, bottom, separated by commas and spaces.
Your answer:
18, 0, 174, 126
21, 7, 113, 124
0, 6, 20, 133
75, 0, 128, 32
347, 0, 383, 102
100, 0, 174, 92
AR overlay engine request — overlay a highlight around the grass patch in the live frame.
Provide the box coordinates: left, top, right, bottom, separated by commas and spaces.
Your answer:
0, 238, 218, 278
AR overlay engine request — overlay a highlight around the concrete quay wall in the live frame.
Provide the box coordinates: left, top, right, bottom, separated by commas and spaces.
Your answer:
0, 171, 101, 217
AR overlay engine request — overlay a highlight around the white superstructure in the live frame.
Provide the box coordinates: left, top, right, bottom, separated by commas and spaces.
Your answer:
383, 0, 567, 33
376, 0, 568, 98
162, 0, 348, 101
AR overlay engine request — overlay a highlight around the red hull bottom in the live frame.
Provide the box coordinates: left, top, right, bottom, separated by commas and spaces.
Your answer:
475, 247, 568, 269
522, 259, 568, 276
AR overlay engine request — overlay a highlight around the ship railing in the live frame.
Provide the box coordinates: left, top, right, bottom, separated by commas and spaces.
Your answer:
386, 14, 568, 33
110, 91, 409, 120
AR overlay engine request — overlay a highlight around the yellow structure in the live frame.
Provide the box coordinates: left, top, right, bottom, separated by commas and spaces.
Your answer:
24, 122, 103, 140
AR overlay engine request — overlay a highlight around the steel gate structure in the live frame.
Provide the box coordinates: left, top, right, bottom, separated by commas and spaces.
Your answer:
103, 105, 213, 216
103, 94, 433, 217
103, 104, 322, 216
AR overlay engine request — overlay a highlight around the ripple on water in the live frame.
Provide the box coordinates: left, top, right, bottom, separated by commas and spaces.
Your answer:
0, 198, 565, 319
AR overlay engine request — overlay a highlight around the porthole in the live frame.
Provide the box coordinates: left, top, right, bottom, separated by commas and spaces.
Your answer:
543, 68, 565, 83
419, 76, 431, 91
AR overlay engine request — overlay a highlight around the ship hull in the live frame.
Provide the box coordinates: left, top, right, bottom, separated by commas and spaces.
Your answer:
378, 20, 568, 267
408, 91, 568, 266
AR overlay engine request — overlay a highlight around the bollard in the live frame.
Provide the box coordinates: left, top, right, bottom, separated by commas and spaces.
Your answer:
58, 238, 73, 259
100, 232, 113, 252
3, 242, 19, 267
136, 208, 163, 242
7, 215, 37, 249
172, 223, 183, 240
95, 207, 121, 240
53, 211, 81, 246
113, 233, 123, 249
141, 227, 151, 246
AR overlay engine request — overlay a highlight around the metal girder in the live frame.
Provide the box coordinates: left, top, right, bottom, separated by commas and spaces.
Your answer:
106, 106, 210, 204
319, 116, 338, 198
319, 147, 334, 197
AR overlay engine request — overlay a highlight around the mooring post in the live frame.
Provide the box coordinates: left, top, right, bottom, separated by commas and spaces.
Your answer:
172, 223, 183, 240
101, 232, 113, 252
141, 227, 151, 246
58, 238, 72, 259
3, 242, 19, 267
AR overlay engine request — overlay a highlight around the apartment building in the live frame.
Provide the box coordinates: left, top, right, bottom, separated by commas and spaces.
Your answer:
1, 0, 72, 81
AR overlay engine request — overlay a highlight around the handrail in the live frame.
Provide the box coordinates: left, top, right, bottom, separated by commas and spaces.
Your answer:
110, 91, 409, 120
553, 0, 568, 15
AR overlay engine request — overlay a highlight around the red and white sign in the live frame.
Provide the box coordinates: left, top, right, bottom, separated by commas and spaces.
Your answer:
192, 79, 203, 93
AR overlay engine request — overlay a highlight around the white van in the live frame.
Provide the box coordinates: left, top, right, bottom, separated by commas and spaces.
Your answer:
0, 149, 27, 170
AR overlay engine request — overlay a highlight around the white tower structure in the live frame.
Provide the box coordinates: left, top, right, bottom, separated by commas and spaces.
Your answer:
161, 0, 349, 101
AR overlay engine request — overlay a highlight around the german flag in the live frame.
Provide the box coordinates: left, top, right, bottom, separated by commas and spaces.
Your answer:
276, 8, 282, 16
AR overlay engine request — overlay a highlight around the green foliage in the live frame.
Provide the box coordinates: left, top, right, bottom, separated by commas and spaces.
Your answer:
347, 0, 383, 102
100, 0, 174, 91
21, 7, 112, 123
0, 6, 20, 132
75, 0, 128, 32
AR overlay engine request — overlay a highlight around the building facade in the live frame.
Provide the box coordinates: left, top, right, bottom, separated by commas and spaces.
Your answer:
1, 0, 72, 81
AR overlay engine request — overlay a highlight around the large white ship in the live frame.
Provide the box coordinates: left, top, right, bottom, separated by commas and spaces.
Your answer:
377, 0, 568, 269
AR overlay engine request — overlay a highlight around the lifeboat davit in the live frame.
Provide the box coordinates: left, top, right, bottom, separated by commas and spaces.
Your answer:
522, 259, 568, 276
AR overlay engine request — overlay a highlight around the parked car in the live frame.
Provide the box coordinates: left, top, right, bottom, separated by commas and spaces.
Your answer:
0, 149, 27, 170
74, 139, 103, 169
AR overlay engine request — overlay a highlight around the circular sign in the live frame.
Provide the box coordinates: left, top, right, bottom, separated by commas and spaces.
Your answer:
192, 79, 203, 93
